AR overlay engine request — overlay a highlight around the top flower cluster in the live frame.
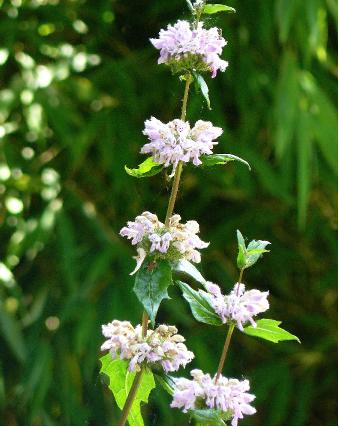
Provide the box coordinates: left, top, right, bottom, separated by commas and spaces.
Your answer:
151, 20, 228, 77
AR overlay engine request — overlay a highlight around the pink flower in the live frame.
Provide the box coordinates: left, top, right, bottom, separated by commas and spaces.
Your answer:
101, 321, 194, 372
171, 370, 256, 426
150, 20, 228, 77
205, 282, 269, 330
142, 117, 222, 177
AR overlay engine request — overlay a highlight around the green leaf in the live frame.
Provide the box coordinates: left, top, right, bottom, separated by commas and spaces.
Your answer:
203, 4, 236, 14
236, 230, 270, 270
177, 281, 222, 326
193, 71, 211, 109
100, 355, 155, 426
154, 373, 176, 396
125, 157, 163, 178
243, 319, 301, 343
171, 259, 207, 287
236, 230, 247, 269
200, 154, 251, 170
185, 0, 194, 12
134, 258, 172, 325
190, 408, 230, 426
0, 301, 26, 363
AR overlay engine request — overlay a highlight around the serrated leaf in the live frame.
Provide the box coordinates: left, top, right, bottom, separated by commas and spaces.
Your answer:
171, 259, 207, 287
200, 154, 251, 170
100, 355, 155, 426
203, 4, 236, 14
245, 239, 271, 268
236, 230, 270, 270
125, 157, 163, 178
193, 71, 211, 109
134, 258, 172, 325
177, 281, 222, 326
243, 319, 301, 343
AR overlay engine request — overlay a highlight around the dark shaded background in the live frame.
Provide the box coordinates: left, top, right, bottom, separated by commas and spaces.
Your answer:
0, 0, 337, 425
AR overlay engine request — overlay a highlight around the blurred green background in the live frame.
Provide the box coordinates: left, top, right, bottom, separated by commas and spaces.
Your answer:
0, 0, 337, 425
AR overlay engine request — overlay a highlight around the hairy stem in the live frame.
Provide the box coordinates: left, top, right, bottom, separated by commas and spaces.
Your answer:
118, 369, 144, 426
119, 77, 192, 425
165, 75, 192, 226
215, 324, 235, 383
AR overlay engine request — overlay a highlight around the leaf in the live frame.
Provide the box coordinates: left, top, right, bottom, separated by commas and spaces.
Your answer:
190, 408, 229, 426
100, 355, 155, 426
171, 259, 207, 287
154, 373, 176, 396
203, 4, 236, 14
0, 301, 26, 363
125, 157, 163, 178
236, 230, 270, 270
243, 319, 301, 343
193, 71, 211, 109
200, 154, 251, 170
133, 258, 172, 325
236, 229, 247, 269
177, 281, 222, 326
185, 0, 194, 12
246, 239, 271, 268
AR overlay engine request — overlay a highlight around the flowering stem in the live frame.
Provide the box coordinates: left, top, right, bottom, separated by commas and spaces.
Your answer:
118, 369, 144, 426
215, 323, 235, 383
164, 75, 192, 226
215, 268, 245, 382
119, 78, 192, 425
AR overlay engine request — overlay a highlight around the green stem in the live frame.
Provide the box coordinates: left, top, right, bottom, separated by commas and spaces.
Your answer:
164, 75, 192, 226
118, 369, 144, 426
118, 75, 192, 425
215, 324, 235, 383
215, 269, 245, 382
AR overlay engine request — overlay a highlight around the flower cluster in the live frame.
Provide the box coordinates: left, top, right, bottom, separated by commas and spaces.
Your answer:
205, 282, 269, 330
120, 211, 209, 274
101, 320, 194, 372
142, 117, 222, 177
150, 20, 228, 77
171, 369, 256, 426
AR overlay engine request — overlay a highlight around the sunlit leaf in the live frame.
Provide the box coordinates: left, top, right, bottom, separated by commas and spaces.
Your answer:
203, 4, 236, 14
193, 71, 211, 109
243, 319, 300, 343
125, 157, 163, 178
100, 355, 155, 426
201, 154, 251, 170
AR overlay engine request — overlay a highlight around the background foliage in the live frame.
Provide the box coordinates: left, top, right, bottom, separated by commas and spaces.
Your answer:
0, 0, 337, 425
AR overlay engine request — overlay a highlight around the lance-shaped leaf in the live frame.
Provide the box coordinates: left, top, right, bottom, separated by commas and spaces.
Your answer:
236, 230, 270, 270
100, 355, 155, 426
203, 4, 236, 15
171, 259, 207, 287
243, 319, 300, 343
134, 258, 172, 325
177, 281, 222, 326
125, 157, 163, 178
193, 71, 211, 110
155, 372, 176, 396
201, 154, 251, 170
